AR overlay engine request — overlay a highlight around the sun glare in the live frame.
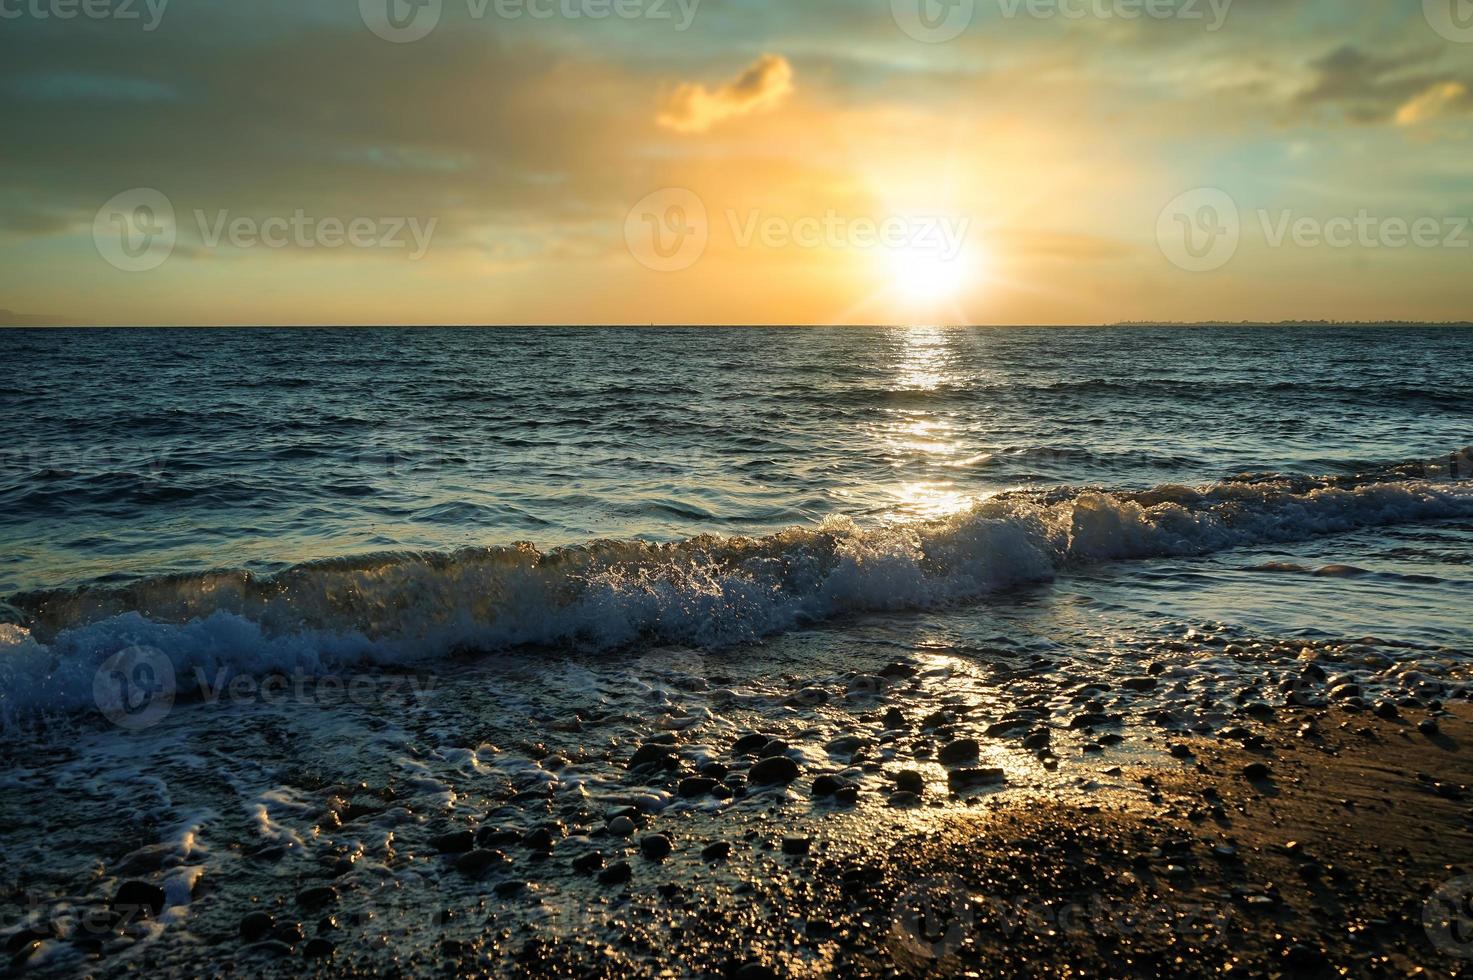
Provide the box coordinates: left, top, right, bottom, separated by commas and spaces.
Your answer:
884, 242, 978, 307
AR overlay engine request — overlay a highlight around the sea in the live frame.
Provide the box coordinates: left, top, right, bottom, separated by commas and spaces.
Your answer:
1, 325, 1470, 974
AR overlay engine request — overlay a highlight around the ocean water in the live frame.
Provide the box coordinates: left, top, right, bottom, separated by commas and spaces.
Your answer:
1, 326, 1471, 974
2, 325, 1472, 720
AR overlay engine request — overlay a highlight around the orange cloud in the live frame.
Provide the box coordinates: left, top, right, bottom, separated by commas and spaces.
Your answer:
657, 54, 794, 134
1396, 81, 1471, 125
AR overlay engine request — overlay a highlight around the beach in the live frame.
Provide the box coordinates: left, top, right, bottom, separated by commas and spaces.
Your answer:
1, 326, 1471, 975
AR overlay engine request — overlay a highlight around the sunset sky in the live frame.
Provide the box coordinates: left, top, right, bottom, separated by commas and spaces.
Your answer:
3, 0, 1472, 325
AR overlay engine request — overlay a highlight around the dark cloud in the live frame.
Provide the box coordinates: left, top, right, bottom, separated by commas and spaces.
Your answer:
1295, 44, 1473, 124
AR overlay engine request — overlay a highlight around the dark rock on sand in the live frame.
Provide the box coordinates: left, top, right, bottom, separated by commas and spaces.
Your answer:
812, 774, 845, 797
522, 828, 556, 852
759, 738, 790, 758
239, 910, 274, 943
302, 938, 335, 959
678, 776, 719, 798
701, 841, 732, 861
882, 707, 907, 729
272, 921, 306, 945
431, 830, 475, 854
948, 768, 1007, 792
476, 827, 521, 848
455, 849, 512, 877
571, 851, 604, 874
297, 886, 337, 910
894, 770, 925, 794
825, 734, 868, 756
598, 861, 632, 886
1420, 718, 1440, 736
938, 738, 980, 765
834, 785, 860, 806
640, 834, 673, 861
629, 744, 677, 770
748, 756, 800, 785
1243, 762, 1273, 781
1122, 677, 1158, 692
1069, 712, 1122, 729
731, 733, 770, 754
782, 836, 812, 855
113, 880, 167, 917
889, 791, 922, 808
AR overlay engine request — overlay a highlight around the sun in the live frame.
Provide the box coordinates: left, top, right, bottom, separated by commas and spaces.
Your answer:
883, 241, 979, 308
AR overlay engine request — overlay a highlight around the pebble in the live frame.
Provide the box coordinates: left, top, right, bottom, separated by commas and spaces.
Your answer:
239, 911, 274, 943
678, 776, 719, 798
888, 791, 922, 808
894, 770, 925, 794
1021, 730, 1050, 750
113, 880, 166, 918
430, 830, 474, 854
454, 849, 512, 877
701, 841, 732, 861
748, 756, 800, 785
781, 836, 812, 855
948, 768, 1007, 793
476, 827, 521, 848
608, 816, 636, 837
937, 738, 980, 765
1168, 743, 1194, 759
640, 834, 674, 861
1419, 718, 1440, 736
1374, 700, 1401, 720
598, 862, 632, 886
1243, 762, 1273, 781
731, 733, 770, 754
522, 828, 556, 852
572, 851, 604, 874
811, 774, 844, 797
302, 938, 335, 959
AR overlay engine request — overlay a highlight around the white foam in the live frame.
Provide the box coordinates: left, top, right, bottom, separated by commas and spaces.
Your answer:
4, 470, 1471, 732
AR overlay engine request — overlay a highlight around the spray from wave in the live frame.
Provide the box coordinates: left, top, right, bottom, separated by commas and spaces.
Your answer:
3, 452, 1470, 729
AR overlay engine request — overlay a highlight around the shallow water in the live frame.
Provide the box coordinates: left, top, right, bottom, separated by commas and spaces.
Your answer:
1, 326, 1470, 974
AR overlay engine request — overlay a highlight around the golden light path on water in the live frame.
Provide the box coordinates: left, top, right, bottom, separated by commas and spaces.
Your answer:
877, 326, 985, 523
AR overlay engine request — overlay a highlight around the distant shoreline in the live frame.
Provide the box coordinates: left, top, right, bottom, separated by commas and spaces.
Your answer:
3, 322, 1471, 330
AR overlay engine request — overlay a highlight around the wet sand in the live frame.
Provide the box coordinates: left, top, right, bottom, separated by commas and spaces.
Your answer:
478, 702, 1473, 978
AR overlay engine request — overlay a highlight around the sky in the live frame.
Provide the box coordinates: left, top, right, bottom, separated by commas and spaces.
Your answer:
2, 0, 1472, 326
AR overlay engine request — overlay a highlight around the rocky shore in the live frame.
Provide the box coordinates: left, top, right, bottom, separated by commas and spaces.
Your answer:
5, 631, 1472, 978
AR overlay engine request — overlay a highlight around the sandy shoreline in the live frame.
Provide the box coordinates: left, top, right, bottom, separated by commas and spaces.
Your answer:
476, 701, 1473, 978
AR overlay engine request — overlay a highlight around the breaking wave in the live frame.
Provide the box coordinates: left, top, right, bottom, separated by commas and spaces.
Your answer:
2, 453, 1471, 730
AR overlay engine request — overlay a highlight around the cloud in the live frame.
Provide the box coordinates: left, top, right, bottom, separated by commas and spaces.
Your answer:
0, 308, 67, 326
1396, 81, 1473, 126
1295, 45, 1473, 124
657, 54, 794, 134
